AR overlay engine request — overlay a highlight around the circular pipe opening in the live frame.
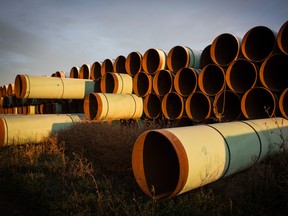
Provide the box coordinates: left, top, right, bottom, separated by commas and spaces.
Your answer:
133, 72, 152, 97
143, 49, 166, 75
162, 92, 184, 120
91, 61, 102, 80
79, 64, 90, 79
114, 55, 127, 73
200, 44, 213, 68
144, 93, 162, 119
101, 73, 116, 93
153, 69, 173, 97
279, 88, 288, 119
101, 59, 114, 74
14, 74, 25, 98
174, 67, 198, 97
125, 51, 142, 76
277, 20, 288, 55
70, 66, 79, 78
167, 46, 189, 72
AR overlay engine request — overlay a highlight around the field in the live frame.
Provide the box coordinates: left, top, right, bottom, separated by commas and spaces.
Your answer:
0, 119, 288, 216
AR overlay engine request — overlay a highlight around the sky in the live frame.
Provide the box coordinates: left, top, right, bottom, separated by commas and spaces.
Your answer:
0, 0, 287, 85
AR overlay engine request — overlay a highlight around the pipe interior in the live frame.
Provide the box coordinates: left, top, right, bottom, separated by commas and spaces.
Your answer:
143, 131, 180, 198
146, 49, 160, 74
89, 94, 98, 120
136, 73, 150, 96
102, 60, 114, 73
115, 56, 126, 73
279, 23, 288, 54
104, 73, 115, 93
70, 67, 79, 78
200, 45, 213, 68
171, 46, 187, 72
155, 70, 172, 96
129, 52, 141, 76
83, 65, 90, 79
14, 75, 23, 98
201, 65, 225, 95
187, 92, 210, 122
145, 94, 161, 118
177, 68, 197, 96
165, 93, 183, 120
91, 62, 102, 80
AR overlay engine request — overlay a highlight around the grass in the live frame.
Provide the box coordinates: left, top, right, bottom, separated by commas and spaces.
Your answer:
0, 119, 287, 215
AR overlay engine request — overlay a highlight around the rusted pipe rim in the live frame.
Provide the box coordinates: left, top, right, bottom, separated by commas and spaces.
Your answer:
69, 66, 79, 78
79, 64, 91, 79
277, 20, 288, 55
143, 93, 162, 119
132, 129, 189, 200
279, 88, 288, 119
100, 72, 119, 93
83, 93, 103, 120
125, 51, 142, 76
14, 74, 27, 98
142, 48, 167, 75
167, 46, 196, 72
133, 71, 153, 97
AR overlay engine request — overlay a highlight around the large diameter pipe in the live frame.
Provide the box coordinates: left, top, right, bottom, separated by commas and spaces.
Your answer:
101, 59, 114, 74
0, 114, 82, 146
200, 44, 213, 68
79, 64, 91, 79
174, 67, 199, 97
161, 92, 185, 120
14, 74, 95, 99
142, 48, 167, 75
91, 61, 102, 81
132, 117, 288, 200
113, 55, 127, 74
210, 33, 242, 66
70, 66, 80, 78
83, 93, 143, 120
241, 26, 277, 62
125, 51, 143, 77
279, 88, 288, 119
225, 59, 258, 93
143, 93, 162, 119
259, 54, 288, 92
167, 46, 201, 72
133, 71, 153, 97
241, 87, 278, 119
198, 64, 226, 96
277, 20, 288, 55
100, 72, 132, 94
153, 69, 174, 97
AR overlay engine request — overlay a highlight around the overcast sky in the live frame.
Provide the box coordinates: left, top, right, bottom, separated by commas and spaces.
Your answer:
0, 0, 287, 85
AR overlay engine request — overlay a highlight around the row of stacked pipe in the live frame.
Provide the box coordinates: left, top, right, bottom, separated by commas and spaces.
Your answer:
1, 20, 288, 200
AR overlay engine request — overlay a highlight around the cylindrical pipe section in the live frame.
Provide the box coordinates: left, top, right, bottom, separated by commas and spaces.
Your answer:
53, 71, 66, 78
83, 93, 143, 120
100, 72, 132, 94
79, 64, 91, 79
211, 33, 241, 66
132, 117, 288, 199
185, 91, 212, 122
259, 54, 288, 92
91, 61, 102, 80
241, 26, 277, 62
7, 84, 15, 96
101, 59, 114, 74
113, 55, 127, 74
143, 93, 162, 119
279, 88, 288, 119
241, 87, 278, 119
277, 20, 288, 55
213, 90, 242, 122
226, 59, 258, 93
70, 66, 80, 78
200, 44, 213, 68
167, 46, 201, 72
198, 64, 226, 96
153, 69, 174, 97
14, 74, 95, 99
133, 71, 153, 97
0, 114, 82, 146
142, 48, 167, 75
125, 51, 142, 77
174, 67, 199, 97
161, 92, 184, 120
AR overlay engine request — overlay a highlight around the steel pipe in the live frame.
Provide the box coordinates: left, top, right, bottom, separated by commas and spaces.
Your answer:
113, 55, 127, 74
277, 20, 288, 55
14, 74, 95, 99
161, 92, 184, 120
142, 48, 167, 75
133, 71, 153, 97
132, 117, 288, 199
279, 88, 288, 119
174, 67, 199, 97
100, 72, 132, 94
79, 64, 91, 79
91, 61, 102, 81
200, 44, 213, 68
70, 66, 80, 78
143, 93, 162, 119
153, 69, 174, 97
101, 59, 114, 74
125, 51, 143, 77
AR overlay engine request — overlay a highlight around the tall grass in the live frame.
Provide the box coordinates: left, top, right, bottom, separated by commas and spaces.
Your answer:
0, 119, 287, 215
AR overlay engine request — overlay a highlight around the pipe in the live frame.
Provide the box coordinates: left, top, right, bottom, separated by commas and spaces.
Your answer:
259, 54, 288, 92
241, 26, 277, 62
14, 74, 95, 99
241, 87, 278, 119
125, 51, 143, 77
161, 92, 185, 120
143, 93, 162, 119
174, 67, 199, 97
83, 93, 143, 120
277, 20, 288, 55
70, 66, 80, 78
185, 91, 212, 122
167, 46, 201, 72
113, 55, 127, 74
100, 72, 133, 94
279, 88, 288, 119
0, 114, 82, 146
133, 71, 153, 97
210, 33, 242, 66
225, 58, 258, 93
132, 117, 288, 200
101, 59, 114, 74
52, 71, 66, 78
213, 90, 242, 122
91, 61, 102, 81
142, 48, 167, 75
153, 69, 174, 97
200, 44, 213, 68
198, 64, 226, 96
79, 64, 91, 79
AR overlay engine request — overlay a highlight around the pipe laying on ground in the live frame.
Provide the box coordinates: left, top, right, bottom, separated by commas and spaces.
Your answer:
161, 92, 185, 120
132, 117, 288, 200
14, 74, 95, 99
0, 114, 82, 146
143, 93, 162, 120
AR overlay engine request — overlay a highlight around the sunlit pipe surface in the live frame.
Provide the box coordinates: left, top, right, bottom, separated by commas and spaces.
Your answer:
200, 44, 213, 68
198, 64, 226, 96
259, 54, 288, 92
185, 91, 212, 122
14, 74, 95, 99
241, 26, 277, 62
52, 71, 66, 78
143, 93, 162, 119
83, 93, 143, 120
7, 84, 15, 97
132, 117, 288, 200
142, 48, 167, 75
100, 72, 133, 94
125, 51, 143, 77
0, 114, 82, 146
79, 64, 91, 79
210, 33, 242, 66
91, 61, 102, 81
241, 87, 278, 119
277, 20, 288, 55
113, 55, 127, 74
70, 66, 80, 78
225, 58, 258, 93
161, 92, 184, 120
133, 71, 153, 97
167, 46, 201, 72
153, 69, 174, 97
101, 59, 114, 74
279, 88, 288, 119
174, 67, 199, 97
